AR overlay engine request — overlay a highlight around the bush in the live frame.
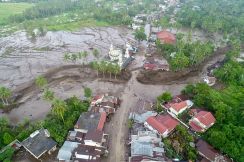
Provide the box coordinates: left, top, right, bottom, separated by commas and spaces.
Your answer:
84, 87, 92, 98
0, 147, 15, 162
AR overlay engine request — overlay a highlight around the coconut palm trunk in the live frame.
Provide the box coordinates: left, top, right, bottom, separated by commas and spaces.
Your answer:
1, 98, 6, 105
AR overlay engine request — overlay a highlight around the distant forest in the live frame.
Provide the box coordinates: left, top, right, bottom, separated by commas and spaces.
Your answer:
176, 0, 244, 41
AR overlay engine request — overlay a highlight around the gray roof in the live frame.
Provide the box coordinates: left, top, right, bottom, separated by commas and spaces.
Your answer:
131, 142, 153, 157
21, 128, 57, 159
129, 111, 157, 123
57, 141, 79, 161
130, 131, 164, 158
75, 112, 101, 131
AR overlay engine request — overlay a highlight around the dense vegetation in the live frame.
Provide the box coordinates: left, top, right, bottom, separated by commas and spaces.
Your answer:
44, 96, 89, 145
156, 35, 214, 71
182, 50, 244, 161
164, 125, 197, 161
176, 0, 244, 42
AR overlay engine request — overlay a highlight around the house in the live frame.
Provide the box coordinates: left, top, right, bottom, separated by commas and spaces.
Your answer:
164, 100, 193, 116
84, 130, 109, 148
156, 30, 176, 44
189, 111, 216, 133
129, 131, 167, 162
144, 114, 179, 138
91, 94, 119, 107
196, 139, 232, 162
91, 105, 116, 114
129, 111, 157, 124
57, 141, 80, 161
73, 144, 107, 162
74, 112, 106, 133
21, 128, 57, 159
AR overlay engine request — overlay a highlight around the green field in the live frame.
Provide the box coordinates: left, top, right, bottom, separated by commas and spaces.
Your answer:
0, 3, 33, 24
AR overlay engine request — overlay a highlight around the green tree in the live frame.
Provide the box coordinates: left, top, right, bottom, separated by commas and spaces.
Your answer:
71, 53, 78, 63
91, 61, 99, 77
170, 52, 190, 71
107, 63, 113, 79
134, 28, 146, 42
52, 99, 67, 123
84, 87, 92, 98
0, 86, 11, 105
82, 51, 88, 63
43, 89, 54, 102
157, 92, 173, 103
3, 132, 14, 145
113, 64, 120, 79
100, 61, 107, 78
63, 53, 70, 61
35, 76, 47, 89
92, 49, 99, 58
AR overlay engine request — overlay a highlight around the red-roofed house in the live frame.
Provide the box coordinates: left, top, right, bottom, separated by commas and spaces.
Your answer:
189, 111, 216, 132
144, 114, 179, 138
97, 112, 106, 131
156, 31, 176, 44
167, 100, 193, 116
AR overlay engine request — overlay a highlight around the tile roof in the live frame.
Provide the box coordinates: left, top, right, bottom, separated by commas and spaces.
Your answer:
156, 115, 179, 132
146, 116, 167, 134
97, 112, 106, 131
156, 31, 176, 44
146, 114, 179, 134
196, 139, 232, 162
170, 101, 188, 112
189, 121, 204, 132
195, 111, 216, 127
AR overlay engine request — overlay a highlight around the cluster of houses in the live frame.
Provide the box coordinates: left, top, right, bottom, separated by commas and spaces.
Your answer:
56, 94, 119, 162
0, 94, 119, 162
128, 95, 231, 162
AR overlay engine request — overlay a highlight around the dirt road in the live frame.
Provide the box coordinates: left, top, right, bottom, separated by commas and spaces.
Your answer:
103, 71, 186, 162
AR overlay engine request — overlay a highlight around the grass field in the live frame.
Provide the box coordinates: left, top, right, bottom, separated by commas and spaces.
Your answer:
0, 3, 33, 24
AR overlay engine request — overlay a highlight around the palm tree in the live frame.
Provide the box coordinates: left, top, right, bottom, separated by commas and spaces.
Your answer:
91, 61, 99, 77
35, 76, 47, 89
82, 51, 88, 64
43, 89, 54, 102
63, 53, 70, 61
92, 49, 99, 58
52, 98, 67, 123
0, 86, 11, 105
107, 63, 113, 79
71, 53, 78, 63
100, 61, 107, 78
114, 64, 121, 79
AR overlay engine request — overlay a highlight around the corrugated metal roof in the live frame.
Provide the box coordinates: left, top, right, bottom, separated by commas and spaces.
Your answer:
57, 141, 79, 160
